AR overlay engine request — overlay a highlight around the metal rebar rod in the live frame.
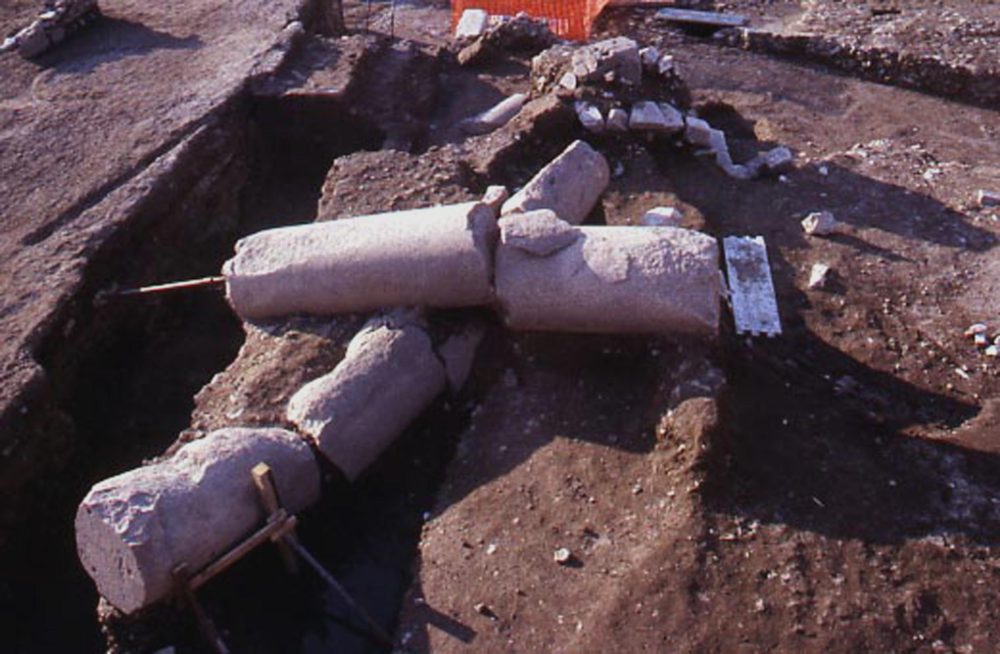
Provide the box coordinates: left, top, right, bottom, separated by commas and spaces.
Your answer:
288, 539, 394, 647
112, 276, 225, 297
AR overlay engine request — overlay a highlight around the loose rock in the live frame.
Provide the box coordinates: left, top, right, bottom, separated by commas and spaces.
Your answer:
576, 102, 606, 134
801, 211, 846, 236
606, 108, 629, 132
808, 263, 832, 289
977, 189, 1000, 208
642, 206, 684, 227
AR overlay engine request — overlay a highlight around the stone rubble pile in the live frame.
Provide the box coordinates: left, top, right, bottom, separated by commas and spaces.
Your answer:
1, 0, 101, 58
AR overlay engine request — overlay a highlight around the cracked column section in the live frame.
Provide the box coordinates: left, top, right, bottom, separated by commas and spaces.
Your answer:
74, 427, 321, 614
223, 200, 499, 321
494, 211, 722, 336
286, 311, 481, 482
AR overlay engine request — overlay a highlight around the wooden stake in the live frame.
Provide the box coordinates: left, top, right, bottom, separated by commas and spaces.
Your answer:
252, 463, 300, 575
173, 564, 230, 654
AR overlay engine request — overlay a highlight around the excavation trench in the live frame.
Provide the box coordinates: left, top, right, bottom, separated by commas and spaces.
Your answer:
0, 85, 422, 652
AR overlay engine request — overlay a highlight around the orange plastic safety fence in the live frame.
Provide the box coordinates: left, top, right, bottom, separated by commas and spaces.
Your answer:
451, 0, 613, 41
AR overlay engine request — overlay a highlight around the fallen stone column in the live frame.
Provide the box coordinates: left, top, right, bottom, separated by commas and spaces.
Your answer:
223, 200, 499, 321
75, 427, 321, 614
287, 312, 452, 481
501, 140, 610, 225
495, 211, 721, 336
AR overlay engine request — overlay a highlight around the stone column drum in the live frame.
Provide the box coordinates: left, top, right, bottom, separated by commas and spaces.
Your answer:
223, 201, 499, 321
495, 212, 722, 336
75, 427, 321, 614
287, 313, 447, 481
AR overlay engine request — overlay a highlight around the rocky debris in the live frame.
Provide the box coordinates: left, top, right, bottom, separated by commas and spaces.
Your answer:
801, 211, 847, 236
553, 547, 572, 564
978, 190, 1000, 208
639, 45, 661, 70
642, 206, 684, 227
501, 140, 610, 225
496, 218, 722, 336
808, 263, 833, 290
684, 116, 714, 148
286, 311, 448, 481
481, 185, 510, 212
2, 0, 101, 58
575, 101, 606, 134
606, 107, 629, 132
461, 93, 528, 135
75, 427, 321, 614
224, 198, 499, 320
454, 8, 489, 40
629, 101, 684, 134
965, 323, 1000, 357
438, 323, 487, 394
753, 146, 795, 175
456, 11, 556, 66
569, 37, 642, 87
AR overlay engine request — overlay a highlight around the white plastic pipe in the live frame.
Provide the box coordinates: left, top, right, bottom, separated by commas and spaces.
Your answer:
223, 201, 498, 321
495, 213, 721, 336
287, 313, 447, 481
75, 427, 321, 614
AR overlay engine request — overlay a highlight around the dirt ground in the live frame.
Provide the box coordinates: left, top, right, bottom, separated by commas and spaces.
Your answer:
0, 0, 998, 652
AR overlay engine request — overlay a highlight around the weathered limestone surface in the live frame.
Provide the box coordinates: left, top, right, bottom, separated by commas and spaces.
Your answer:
224, 201, 499, 320
75, 427, 321, 614
501, 140, 610, 225
287, 313, 447, 480
496, 217, 722, 336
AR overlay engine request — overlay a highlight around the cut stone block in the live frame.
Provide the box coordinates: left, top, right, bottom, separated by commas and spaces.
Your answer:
684, 116, 714, 148
606, 107, 629, 132
629, 101, 683, 134
575, 102, 605, 133
461, 93, 528, 135
287, 313, 447, 480
224, 201, 498, 321
570, 37, 642, 86
75, 427, 321, 614
496, 217, 721, 336
455, 9, 489, 39
501, 140, 610, 225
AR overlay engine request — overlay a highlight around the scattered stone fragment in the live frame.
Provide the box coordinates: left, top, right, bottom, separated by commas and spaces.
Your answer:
759, 146, 795, 174
481, 185, 510, 212
499, 209, 580, 256
474, 602, 497, 619
977, 189, 1000, 208
553, 547, 572, 564
642, 206, 684, 227
576, 102, 606, 134
808, 263, 832, 290
684, 116, 714, 148
438, 323, 486, 394
974, 332, 989, 347
455, 9, 489, 40
501, 140, 611, 225
559, 72, 578, 91
657, 54, 676, 76
964, 323, 988, 337
639, 45, 661, 70
629, 101, 683, 134
801, 211, 846, 236
987, 345, 999, 358
606, 108, 629, 132
461, 93, 528, 135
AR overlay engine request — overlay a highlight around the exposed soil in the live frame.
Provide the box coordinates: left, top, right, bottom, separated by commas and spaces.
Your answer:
0, 1, 998, 653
